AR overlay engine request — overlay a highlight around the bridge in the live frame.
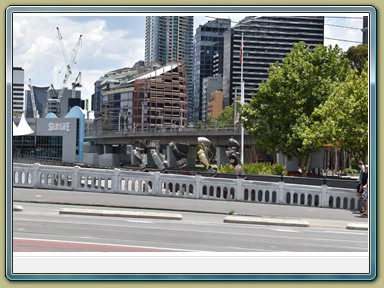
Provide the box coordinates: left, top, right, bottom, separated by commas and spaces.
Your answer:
84, 126, 255, 147
83, 126, 270, 168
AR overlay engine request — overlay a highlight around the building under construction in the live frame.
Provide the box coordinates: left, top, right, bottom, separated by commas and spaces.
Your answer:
92, 61, 187, 133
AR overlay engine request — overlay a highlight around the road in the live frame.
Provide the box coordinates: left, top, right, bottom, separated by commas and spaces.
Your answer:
13, 202, 368, 253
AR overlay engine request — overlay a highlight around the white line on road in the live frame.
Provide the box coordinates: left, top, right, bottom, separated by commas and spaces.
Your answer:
13, 237, 199, 252
270, 228, 299, 233
125, 220, 154, 224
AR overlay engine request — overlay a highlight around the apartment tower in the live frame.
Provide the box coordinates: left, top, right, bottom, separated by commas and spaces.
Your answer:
223, 16, 324, 106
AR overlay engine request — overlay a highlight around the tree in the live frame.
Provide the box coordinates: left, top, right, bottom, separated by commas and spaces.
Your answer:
346, 44, 368, 74
206, 103, 234, 128
242, 42, 352, 175
310, 62, 368, 162
216, 103, 234, 128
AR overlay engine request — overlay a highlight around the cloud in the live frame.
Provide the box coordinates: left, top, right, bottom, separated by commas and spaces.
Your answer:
12, 15, 145, 103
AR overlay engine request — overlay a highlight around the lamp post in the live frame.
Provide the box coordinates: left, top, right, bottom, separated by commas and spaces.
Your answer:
323, 169, 327, 185
240, 33, 245, 164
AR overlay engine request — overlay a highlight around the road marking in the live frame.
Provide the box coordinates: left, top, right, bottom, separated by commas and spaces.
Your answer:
270, 228, 298, 233
13, 237, 197, 252
125, 220, 153, 224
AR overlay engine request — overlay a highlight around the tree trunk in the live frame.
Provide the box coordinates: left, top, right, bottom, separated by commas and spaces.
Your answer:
334, 147, 338, 174
299, 154, 311, 177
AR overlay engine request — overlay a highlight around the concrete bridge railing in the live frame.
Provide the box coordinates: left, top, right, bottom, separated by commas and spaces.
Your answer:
12, 163, 358, 210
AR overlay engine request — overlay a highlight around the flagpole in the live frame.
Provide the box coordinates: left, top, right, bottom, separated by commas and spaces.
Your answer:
240, 33, 245, 164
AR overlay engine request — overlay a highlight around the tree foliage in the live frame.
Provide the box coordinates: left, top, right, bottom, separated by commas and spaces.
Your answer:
242, 42, 359, 174
310, 62, 368, 161
346, 44, 368, 74
207, 103, 234, 128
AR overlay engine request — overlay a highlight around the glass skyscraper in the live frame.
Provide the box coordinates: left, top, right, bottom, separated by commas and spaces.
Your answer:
145, 16, 194, 123
193, 18, 231, 123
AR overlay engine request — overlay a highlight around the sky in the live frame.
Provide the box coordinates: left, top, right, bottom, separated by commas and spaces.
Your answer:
12, 13, 365, 117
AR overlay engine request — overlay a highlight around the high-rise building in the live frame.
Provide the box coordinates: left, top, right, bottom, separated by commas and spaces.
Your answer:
193, 18, 231, 123
362, 16, 368, 44
201, 75, 223, 123
12, 67, 25, 115
145, 16, 193, 124
223, 16, 324, 106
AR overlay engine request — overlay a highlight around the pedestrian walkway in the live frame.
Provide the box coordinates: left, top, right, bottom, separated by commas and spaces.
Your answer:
13, 187, 369, 230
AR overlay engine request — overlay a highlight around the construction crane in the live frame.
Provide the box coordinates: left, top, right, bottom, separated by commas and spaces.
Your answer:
71, 71, 82, 98
48, 27, 82, 114
56, 27, 82, 101
28, 79, 39, 118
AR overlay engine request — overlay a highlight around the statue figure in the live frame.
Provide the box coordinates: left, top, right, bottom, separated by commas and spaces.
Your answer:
226, 137, 243, 175
197, 137, 216, 172
145, 139, 167, 172
132, 140, 148, 171
132, 140, 167, 172
169, 141, 189, 171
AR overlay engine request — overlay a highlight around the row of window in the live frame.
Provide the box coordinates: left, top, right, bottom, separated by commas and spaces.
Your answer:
13, 136, 64, 161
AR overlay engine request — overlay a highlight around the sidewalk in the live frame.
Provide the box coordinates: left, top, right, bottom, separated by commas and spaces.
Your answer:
13, 187, 369, 230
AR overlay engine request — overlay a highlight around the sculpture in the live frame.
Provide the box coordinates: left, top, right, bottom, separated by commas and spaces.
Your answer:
197, 137, 216, 172
132, 139, 167, 172
226, 137, 243, 175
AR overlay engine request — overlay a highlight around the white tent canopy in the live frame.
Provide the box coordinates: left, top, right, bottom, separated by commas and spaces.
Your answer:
13, 113, 34, 136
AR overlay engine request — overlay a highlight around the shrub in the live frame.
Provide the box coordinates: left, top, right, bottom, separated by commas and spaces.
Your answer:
217, 164, 235, 173
272, 163, 287, 176
343, 167, 358, 175
218, 162, 287, 176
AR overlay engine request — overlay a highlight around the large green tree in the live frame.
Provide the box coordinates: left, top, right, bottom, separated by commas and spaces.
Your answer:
242, 42, 352, 174
310, 62, 368, 162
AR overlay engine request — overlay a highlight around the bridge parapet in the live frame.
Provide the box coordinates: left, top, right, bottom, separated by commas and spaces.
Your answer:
85, 126, 242, 138
12, 163, 357, 210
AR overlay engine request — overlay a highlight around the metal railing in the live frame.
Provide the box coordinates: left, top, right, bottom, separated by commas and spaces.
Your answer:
12, 163, 357, 210
85, 125, 241, 137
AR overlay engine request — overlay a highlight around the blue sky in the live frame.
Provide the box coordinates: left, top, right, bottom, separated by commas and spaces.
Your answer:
12, 13, 365, 115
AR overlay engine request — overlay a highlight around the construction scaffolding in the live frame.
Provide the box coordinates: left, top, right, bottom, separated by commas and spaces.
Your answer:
133, 62, 188, 131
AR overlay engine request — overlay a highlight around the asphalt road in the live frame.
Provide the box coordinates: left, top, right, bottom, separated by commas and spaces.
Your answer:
13, 202, 368, 253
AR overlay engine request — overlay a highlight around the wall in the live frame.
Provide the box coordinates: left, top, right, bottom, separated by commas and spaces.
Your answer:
35, 118, 78, 163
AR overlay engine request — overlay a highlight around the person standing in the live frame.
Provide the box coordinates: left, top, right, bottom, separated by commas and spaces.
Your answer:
361, 165, 369, 216
356, 161, 365, 211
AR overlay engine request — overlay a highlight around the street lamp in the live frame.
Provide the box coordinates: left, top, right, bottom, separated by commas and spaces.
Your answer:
240, 32, 245, 164
322, 169, 327, 185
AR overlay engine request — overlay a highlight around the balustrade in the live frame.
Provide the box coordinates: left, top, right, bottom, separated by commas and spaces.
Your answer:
12, 163, 357, 210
